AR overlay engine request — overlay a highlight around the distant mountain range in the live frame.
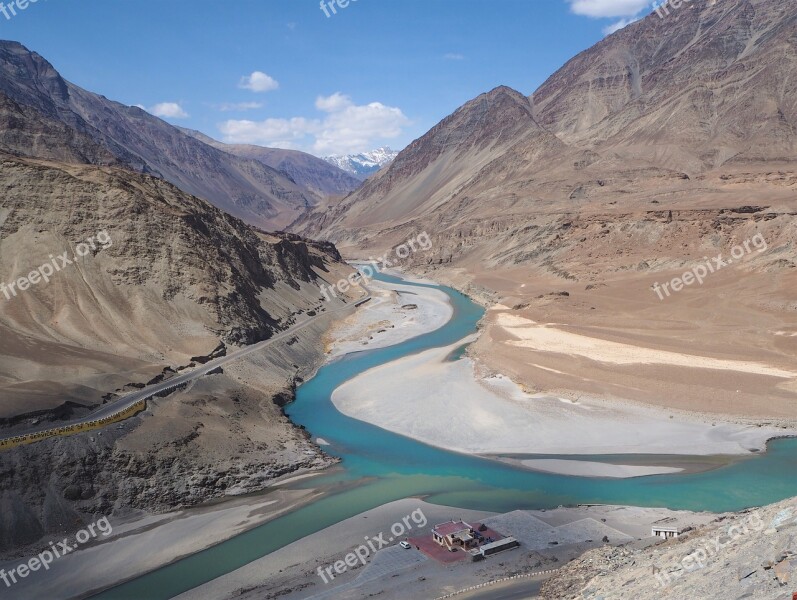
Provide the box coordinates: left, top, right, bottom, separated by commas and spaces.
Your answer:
0, 41, 357, 230
178, 128, 362, 201
299, 0, 797, 264
323, 147, 399, 180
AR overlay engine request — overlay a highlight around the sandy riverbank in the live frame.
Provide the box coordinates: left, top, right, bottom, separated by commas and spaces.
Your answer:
173, 499, 715, 600
424, 263, 797, 422
331, 334, 796, 471
3, 480, 325, 600
5, 272, 455, 600
323, 277, 452, 357
497, 458, 684, 478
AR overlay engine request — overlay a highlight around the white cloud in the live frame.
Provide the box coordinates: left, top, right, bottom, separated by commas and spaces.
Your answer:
239, 71, 279, 93
567, 0, 652, 18
567, 0, 658, 36
218, 93, 409, 156
315, 92, 352, 113
602, 16, 639, 34
148, 102, 189, 119
217, 101, 264, 112
219, 117, 315, 150
444, 53, 464, 60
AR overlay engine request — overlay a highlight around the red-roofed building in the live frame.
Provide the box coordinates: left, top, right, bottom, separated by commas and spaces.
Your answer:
432, 520, 478, 549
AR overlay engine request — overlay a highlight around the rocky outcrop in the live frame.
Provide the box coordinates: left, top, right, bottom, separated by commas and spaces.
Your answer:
0, 152, 354, 554
542, 496, 797, 600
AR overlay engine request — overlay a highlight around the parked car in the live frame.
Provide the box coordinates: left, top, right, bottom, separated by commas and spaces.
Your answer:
448, 547, 458, 552
399, 541, 411, 549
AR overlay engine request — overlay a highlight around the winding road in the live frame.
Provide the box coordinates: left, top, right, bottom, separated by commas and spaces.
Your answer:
0, 288, 370, 447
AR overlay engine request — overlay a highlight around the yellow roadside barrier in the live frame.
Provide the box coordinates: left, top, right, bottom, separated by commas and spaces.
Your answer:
0, 399, 147, 451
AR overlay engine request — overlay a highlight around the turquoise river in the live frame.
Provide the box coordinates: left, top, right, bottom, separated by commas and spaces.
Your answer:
95, 271, 797, 599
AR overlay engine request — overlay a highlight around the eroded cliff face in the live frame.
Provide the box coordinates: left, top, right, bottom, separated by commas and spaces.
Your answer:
0, 153, 355, 554
0, 326, 338, 555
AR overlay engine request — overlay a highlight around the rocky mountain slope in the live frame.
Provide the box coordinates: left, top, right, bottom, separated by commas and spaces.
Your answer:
0, 151, 356, 551
299, 86, 566, 236
179, 127, 362, 199
295, 0, 797, 420
300, 0, 797, 246
0, 40, 316, 230
542, 496, 797, 599
323, 146, 398, 180
532, 0, 797, 169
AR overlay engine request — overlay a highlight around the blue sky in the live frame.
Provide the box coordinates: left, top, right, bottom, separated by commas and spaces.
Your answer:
2, 0, 659, 156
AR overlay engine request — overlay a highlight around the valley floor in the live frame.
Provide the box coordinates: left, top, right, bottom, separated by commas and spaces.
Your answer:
187, 266, 791, 599
173, 499, 715, 600
17, 266, 795, 599
427, 262, 797, 423
331, 271, 797, 476
1, 477, 325, 599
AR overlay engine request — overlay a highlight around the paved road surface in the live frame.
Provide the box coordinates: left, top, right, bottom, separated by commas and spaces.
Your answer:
0, 291, 369, 444
457, 576, 544, 600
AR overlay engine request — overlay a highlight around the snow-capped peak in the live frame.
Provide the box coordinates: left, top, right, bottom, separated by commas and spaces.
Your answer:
323, 147, 399, 180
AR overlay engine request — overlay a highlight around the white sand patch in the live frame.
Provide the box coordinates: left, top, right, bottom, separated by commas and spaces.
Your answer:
489, 303, 512, 311
498, 314, 539, 326
496, 314, 797, 378
513, 459, 684, 478
326, 279, 452, 357
6, 489, 316, 600
530, 363, 568, 375
331, 337, 794, 456
270, 472, 322, 487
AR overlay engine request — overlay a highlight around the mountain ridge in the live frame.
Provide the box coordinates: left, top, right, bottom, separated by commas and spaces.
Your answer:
298, 0, 797, 247
0, 40, 317, 230
177, 127, 362, 199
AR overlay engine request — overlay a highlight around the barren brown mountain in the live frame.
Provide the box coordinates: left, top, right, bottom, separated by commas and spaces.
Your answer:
179, 128, 362, 201
0, 150, 358, 549
0, 41, 321, 230
298, 0, 797, 419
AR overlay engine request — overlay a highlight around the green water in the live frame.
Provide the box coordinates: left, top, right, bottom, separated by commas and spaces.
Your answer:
95, 271, 797, 599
